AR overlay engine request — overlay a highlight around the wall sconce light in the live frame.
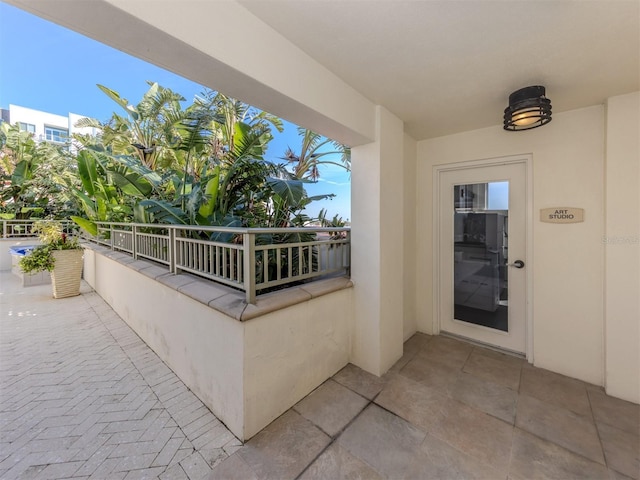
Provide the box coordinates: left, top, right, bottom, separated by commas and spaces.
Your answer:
503, 85, 552, 131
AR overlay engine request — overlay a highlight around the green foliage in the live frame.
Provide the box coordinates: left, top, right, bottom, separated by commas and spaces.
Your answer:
3, 81, 348, 251
32, 220, 80, 250
66, 148, 162, 224
71, 216, 98, 236
139, 199, 189, 225
3, 81, 353, 294
0, 123, 79, 218
281, 127, 351, 182
88, 82, 187, 170
18, 220, 81, 273
198, 166, 220, 218
18, 245, 55, 273
318, 208, 348, 239
318, 208, 347, 228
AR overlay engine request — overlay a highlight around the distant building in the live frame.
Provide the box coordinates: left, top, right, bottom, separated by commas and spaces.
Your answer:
0, 104, 99, 152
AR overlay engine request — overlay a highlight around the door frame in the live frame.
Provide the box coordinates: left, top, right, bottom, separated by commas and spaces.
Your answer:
432, 154, 534, 361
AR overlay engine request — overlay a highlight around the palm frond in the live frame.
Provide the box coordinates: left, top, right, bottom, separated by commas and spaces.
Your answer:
74, 117, 103, 129
228, 123, 269, 163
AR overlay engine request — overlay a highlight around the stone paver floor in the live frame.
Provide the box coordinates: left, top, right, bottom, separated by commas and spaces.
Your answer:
0, 273, 240, 479
209, 334, 640, 479
2, 271, 639, 480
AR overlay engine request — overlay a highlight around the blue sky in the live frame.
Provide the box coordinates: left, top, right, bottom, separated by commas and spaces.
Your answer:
0, 2, 351, 220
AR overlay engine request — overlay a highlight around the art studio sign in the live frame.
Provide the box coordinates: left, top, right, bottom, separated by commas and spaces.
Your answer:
540, 207, 584, 224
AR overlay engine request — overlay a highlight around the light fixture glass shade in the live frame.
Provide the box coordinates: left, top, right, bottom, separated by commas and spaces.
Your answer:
503, 86, 552, 131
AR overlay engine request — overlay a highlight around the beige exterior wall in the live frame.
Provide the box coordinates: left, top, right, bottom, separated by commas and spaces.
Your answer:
417, 105, 606, 386
604, 92, 640, 403
403, 133, 418, 340
83, 249, 246, 436
351, 106, 405, 376
243, 288, 351, 438
82, 248, 353, 439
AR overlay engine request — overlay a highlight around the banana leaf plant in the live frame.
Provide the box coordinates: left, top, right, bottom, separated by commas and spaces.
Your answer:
67, 147, 164, 235
0, 123, 78, 218
75, 82, 187, 170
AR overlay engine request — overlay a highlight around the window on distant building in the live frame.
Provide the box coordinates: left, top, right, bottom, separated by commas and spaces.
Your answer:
18, 122, 36, 134
44, 126, 68, 143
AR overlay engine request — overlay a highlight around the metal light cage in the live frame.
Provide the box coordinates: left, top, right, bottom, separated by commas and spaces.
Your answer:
503, 85, 552, 131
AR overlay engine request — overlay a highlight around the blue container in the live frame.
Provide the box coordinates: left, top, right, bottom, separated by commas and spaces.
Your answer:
9, 245, 37, 256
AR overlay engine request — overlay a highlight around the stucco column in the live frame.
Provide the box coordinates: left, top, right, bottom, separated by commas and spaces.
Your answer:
604, 92, 640, 404
350, 106, 405, 376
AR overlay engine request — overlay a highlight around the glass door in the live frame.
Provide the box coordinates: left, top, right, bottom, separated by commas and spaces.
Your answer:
438, 162, 527, 353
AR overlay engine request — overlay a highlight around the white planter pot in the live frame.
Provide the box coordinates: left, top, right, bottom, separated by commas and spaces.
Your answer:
50, 249, 84, 298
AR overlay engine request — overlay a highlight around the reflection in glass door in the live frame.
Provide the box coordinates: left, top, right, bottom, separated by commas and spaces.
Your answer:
438, 160, 527, 353
453, 182, 509, 331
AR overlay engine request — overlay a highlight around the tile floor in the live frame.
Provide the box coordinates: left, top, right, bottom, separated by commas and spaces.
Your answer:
0, 273, 240, 479
209, 334, 639, 480
1, 271, 638, 479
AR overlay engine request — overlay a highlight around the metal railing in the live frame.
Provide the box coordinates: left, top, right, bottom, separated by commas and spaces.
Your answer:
0, 219, 73, 238
2, 219, 350, 304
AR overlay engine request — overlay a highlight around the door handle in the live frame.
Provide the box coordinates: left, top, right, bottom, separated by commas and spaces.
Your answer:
508, 260, 525, 269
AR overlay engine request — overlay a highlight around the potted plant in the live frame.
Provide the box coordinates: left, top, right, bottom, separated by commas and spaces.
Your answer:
18, 220, 84, 298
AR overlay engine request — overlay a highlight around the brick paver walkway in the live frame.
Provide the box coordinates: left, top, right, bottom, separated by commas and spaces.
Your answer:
0, 273, 240, 479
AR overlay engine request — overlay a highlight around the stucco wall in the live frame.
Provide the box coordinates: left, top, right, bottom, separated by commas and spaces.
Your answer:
83, 248, 353, 439
403, 133, 418, 341
351, 106, 405, 376
417, 105, 606, 386
83, 248, 246, 436
243, 288, 351, 438
604, 91, 640, 403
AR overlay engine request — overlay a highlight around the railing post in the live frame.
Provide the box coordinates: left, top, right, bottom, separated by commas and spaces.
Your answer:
169, 227, 176, 274
2, 221, 6, 239
132, 225, 137, 259
243, 232, 256, 304
345, 230, 351, 276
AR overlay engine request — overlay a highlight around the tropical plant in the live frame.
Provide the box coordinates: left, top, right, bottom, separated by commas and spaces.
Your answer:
75, 82, 187, 170
0, 123, 79, 219
71, 149, 128, 223
17, 245, 55, 273
195, 90, 283, 160
138, 91, 287, 228
64, 82, 353, 295
318, 208, 347, 228
281, 127, 350, 182
69, 82, 349, 246
264, 176, 334, 227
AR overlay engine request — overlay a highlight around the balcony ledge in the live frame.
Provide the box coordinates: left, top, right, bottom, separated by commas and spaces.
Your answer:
85, 243, 353, 321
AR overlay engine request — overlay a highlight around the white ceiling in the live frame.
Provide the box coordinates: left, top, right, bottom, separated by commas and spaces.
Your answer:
239, 0, 640, 140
